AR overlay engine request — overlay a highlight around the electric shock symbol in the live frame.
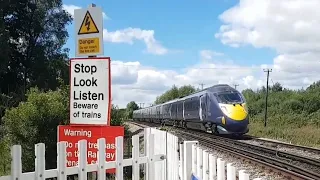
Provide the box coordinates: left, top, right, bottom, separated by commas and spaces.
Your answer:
78, 11, 99, 35
85, 16, 91, 31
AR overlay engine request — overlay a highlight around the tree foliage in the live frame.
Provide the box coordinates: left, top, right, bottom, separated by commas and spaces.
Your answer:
126, 101, 139, 119
0, 0, 139, 176
0, 85, 131, 174
111, 104, 126, 126
0, 0, 72, 123
1, 87, 69, 172
242, 81, 320, 126
154, 85, 197, 104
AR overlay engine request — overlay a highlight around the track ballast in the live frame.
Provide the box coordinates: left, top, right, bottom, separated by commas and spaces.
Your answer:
129, 120, 320, 180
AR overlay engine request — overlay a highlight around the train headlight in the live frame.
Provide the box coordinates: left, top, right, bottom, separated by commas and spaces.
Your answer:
222, 116, 226, 125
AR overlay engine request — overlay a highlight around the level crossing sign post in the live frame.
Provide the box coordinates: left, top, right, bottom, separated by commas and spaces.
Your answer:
57, 4, 124, 175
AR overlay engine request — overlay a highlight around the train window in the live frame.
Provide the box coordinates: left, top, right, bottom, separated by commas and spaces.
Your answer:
216, 92, 243, 104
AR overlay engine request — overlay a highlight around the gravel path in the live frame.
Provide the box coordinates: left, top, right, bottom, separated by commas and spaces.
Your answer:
125, 122, 145, 136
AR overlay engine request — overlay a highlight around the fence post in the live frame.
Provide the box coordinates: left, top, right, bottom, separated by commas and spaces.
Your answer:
196, 147, 203, 179
11, 145, 22, 180
97, 138, 106, 180
192, 144, 197, 176
79, 140, 88, 180
116, 136, 124, 180
147, 134, 155, 180
35, 143, 45, 180
132, 135, 140, 180
239, 170, 250, 180
202, 150, 209, 180
217, 158, 225, 180
144, 128, 150, 180
208, 154, 216, 180
227, 163, 236, 180
179, 143, 184, 180
57, 142, 67, 180
183, 141, 198, 180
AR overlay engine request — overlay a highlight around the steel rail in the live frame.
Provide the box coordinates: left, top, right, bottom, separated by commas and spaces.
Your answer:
129, 121, 320, 180
176, 129, 320, 180
243, 135, 320, 154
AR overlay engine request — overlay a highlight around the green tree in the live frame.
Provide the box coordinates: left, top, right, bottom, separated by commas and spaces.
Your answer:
178, 85, 196, 97
0, 84, 128, 174
0, 0, 72, 122
111, 104, 126, 125
126, 101, 139, 119
2, 87, 69, 172
307, 80, 320, 91
154, 84, 196, 104
271, 82, 283, 92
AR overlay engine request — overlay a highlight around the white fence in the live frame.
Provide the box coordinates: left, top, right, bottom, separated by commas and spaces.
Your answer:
144, 127, 179, 180
180, 141, 263, 180
0, 127, 264, 180
0, 132, 166, 180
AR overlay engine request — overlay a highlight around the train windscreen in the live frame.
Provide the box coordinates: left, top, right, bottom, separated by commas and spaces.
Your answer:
215, 92, 244, 104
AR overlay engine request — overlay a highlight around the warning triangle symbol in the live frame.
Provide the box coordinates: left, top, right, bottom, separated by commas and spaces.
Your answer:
78, 11, 99, 35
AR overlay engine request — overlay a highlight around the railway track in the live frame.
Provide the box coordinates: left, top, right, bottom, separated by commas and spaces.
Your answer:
129, 121, 320, 180
175, 129, 320, 180
241, 135, 320, 159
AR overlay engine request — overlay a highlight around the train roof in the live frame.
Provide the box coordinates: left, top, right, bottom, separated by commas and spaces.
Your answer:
133, 84, 237, 111
177, 84, 236, 99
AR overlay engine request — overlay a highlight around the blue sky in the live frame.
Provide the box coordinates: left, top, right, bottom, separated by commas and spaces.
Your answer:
61, 0, 320, 107
62, 0, 276, 70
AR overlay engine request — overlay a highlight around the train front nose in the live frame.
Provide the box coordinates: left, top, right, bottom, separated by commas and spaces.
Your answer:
218, 103, 249, 134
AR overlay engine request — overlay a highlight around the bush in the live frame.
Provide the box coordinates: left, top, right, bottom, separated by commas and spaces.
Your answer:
243, 82, 320, 147
0, 85, 131, 174
1, 87, 69, 172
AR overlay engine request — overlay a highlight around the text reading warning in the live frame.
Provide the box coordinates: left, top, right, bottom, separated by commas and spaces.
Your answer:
70, 58, 110, 125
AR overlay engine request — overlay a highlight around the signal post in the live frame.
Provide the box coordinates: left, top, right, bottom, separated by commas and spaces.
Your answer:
57, 4, 124, 175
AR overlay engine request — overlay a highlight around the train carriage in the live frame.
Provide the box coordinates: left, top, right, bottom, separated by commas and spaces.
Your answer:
133, 84, 249, 136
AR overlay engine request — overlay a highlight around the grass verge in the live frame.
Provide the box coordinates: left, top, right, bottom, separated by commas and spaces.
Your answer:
248, 121, 320, 148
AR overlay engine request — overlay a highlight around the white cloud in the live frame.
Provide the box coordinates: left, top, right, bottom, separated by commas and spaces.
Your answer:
62, 5, 169, 55
103, 28, 168, 55
63, 4, 81, 17
110, 1, 320, 108
63, 4, 109, 20
200, 50, 224, 60
110, 58, 264, 108
215, 0, 320, 53
213, 0, 320, 89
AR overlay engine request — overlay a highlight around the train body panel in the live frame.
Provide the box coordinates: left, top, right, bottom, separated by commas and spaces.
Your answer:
132, 84, 249, 135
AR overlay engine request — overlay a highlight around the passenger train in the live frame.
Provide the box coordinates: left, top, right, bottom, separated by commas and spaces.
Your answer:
132, 84, 249, 135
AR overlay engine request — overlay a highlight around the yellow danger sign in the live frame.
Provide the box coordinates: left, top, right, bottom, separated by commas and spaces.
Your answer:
78, 11, 99, 35
78, 37, 100, 54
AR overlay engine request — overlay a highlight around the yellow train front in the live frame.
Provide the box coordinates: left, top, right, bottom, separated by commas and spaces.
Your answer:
180, 84, 249, 136
214, 99, 249, 135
